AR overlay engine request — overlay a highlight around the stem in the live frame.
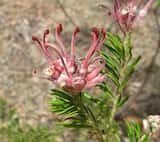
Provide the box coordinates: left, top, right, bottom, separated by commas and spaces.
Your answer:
76, 93, 86, 118
107, 34, 130, 141
76, 93, 105, 142
109, 63, 127, 124
109, 93, 119, 124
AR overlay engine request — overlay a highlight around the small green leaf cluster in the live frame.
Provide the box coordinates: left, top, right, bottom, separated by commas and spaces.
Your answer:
126, 122, 150, 142
102, 32, 140, 93
49, 89, 88, 128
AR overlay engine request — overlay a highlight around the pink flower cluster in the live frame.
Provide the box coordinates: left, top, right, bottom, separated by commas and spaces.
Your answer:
111, 0, 154, 33
32, 24, 106, 95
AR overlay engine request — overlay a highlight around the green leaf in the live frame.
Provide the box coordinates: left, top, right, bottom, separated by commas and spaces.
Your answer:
98, 83, 113, 97
49, 89, 79, 117
61, 119, 89, 128
115, 134, 122, 142
105, 63, 120, 79
107, 32, 125, 59
107, 33, 123, 51
83, 92, 100, 103
117, 95, 129, 107
104, 40, 121, 61
58, 106, 78, 115
50, 89, 73, 101
125, 121, 150, 142
140, 134, 150, 142
107, 71, 120, 87
50, 99, 78, 117
101, 52, 121, 72
120, 56, 141, 90
49, 89, 90, 129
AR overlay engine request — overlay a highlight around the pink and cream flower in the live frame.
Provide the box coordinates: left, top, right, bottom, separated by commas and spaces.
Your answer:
32, 24, 106, 95
110, 0, 154, 33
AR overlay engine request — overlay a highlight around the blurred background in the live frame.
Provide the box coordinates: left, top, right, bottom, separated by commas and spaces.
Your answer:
0, 0, 159, 141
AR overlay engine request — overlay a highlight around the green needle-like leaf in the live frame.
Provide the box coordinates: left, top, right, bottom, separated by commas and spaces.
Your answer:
120, 56, 141, 90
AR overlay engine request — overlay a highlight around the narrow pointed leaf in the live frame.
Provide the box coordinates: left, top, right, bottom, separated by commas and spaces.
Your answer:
120, 56, 141, 89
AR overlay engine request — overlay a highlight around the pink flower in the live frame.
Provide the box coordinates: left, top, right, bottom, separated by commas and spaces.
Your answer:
32, 24, 106, 95
110, 0, 154, 33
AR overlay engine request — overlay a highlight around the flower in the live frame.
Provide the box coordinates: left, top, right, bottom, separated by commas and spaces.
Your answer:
110, 0, 154, 33
32, 24, 106, 95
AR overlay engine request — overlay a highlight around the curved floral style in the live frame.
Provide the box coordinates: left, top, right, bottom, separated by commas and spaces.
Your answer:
111, 0, 154, 33
32, 24, 106, 95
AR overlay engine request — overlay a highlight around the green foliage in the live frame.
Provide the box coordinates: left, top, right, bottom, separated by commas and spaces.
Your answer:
97, 32, 142, 141
0, 98, 6, 119
49, 89, 89, 128
120, 56, 141, 91
50, 89, 79, 117
0, 98, 62, 142
98, 83, 113, 97
156, 0, 160, 6
0, 98, 17, 123
1, 124, 58, 142
126, 122, 150, 142
102, 32, 140, 91
117, 95, 129, 107
101, 32, 140, 111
